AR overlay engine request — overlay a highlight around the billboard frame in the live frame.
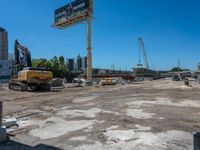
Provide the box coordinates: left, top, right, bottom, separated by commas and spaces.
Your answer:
53, 0, 93, 81
53, 0, 92, 29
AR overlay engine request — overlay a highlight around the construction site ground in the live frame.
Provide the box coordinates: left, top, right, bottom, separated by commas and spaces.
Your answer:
0, 79, 200, 150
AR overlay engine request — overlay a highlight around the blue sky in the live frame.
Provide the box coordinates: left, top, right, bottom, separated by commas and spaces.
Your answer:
0, 0, 200, 71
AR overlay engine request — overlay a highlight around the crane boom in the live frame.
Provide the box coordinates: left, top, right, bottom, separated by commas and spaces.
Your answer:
138, 38, 149, 69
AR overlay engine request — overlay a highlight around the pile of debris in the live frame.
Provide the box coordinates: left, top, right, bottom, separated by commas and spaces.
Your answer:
51, 77, 131, 88
50, 78, 64, 87
100, 77, 128, 86
0, 83, 9, 91
63, 78, 93, 88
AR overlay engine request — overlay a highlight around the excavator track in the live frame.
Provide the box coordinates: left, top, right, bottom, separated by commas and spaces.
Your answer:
9, 81, 28, 91
29, 83, 51, 91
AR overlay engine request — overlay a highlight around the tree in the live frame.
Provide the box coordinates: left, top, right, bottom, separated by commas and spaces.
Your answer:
32, 56, 69, 78
32, 58, 48, 68
59, 56, 68, 77
49, 56, 60, 77
170, 67, 182, 72
59, 56, 65, 67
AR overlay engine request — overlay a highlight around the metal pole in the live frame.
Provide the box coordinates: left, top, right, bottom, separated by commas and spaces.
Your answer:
87, 0, 93, 81
0, 101, 2, 127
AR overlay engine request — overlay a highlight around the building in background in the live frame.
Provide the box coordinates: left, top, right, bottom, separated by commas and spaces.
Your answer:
0, 27, 8, 60
81, 56, 87, 70
74, 54, 81, 71
67, 54, 87, 71
197, 63, 200, 72
0, 28, 13, 81
8, 53, 14, 61
0, 60, 12, 80
67, 58, 74, 71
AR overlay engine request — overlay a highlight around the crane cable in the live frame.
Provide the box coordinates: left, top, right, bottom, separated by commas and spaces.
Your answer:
145, 46, 157, 70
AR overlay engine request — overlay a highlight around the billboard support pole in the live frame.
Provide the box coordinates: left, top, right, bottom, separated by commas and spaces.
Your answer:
87, 0, 93, 81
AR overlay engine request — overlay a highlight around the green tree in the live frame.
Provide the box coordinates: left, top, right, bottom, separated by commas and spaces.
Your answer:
49, 56, 60, 77
170, 67, 183, 72
32, 58, 48, 68
59, 56, 68, 77
32, 56, 69, 78
59, 56, 65, 67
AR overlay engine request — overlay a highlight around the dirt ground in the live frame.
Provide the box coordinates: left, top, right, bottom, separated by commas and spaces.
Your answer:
0, 79, 200, 150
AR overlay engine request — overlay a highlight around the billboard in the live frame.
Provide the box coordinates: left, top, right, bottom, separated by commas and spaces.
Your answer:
54, 0, 92, 28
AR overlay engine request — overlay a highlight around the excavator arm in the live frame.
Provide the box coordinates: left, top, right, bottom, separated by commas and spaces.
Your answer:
14, 40, 32, 74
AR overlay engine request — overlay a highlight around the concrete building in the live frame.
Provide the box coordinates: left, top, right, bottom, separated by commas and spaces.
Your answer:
67, 58, 74, 71
0, 28, 8, 60
81, 56, 87, 70
74, 54, 81, 71
67, 54, 87, 71
197, 63, 200, 72
0, 28, 13, 80
8, 53, 14, 61
0, 60, 12, 80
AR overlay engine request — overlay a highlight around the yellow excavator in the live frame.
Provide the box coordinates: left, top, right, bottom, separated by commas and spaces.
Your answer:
9, 40, 53, 91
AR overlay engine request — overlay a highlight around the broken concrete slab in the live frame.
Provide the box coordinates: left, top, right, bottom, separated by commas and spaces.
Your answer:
2, 118, 17, 128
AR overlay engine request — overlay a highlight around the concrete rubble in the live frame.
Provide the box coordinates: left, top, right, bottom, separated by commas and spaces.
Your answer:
2, 118, 17, 128
0, 79, 200, 149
